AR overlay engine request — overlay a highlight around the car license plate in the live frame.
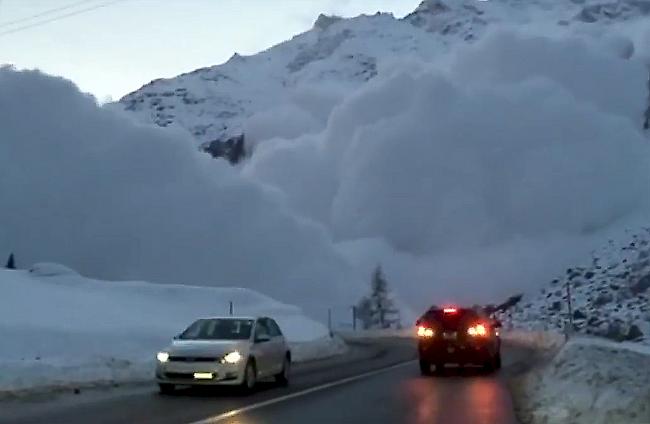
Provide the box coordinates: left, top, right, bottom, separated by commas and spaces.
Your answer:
443, 332, 457, 340
447, 347, 455, 353
193, 372, 214, 380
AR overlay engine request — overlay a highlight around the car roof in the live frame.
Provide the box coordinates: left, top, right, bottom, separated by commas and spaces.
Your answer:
425, 306, 484, 314
196, 316, 265, 321
419, 307, 484, 320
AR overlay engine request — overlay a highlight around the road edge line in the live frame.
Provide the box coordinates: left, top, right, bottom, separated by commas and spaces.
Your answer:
187, 360, 417, 424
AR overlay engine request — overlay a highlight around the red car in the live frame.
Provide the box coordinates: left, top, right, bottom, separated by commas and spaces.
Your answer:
415, 306, 502, 375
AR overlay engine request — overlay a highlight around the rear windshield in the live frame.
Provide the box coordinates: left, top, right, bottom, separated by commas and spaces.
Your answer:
179, 319, 254, 340
420, 309, 480, 331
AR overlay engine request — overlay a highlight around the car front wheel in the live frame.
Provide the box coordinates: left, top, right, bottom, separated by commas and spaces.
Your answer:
275, 356, 291, 386
241, 360, 257, 393
158, 383, 175, 395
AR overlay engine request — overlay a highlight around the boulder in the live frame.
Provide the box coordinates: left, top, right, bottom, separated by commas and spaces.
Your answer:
631, 274, 650, 295
603, 322, 627, 342
573, 309, 587, 320
594, 292, 614, 306
625, 324, 644, 341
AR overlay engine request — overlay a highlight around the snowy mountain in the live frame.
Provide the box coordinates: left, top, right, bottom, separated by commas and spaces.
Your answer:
501, 228, 650, 345
116, 0, 650, 159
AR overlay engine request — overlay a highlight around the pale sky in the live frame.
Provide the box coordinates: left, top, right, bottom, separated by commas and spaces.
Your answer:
0, 0, 420, 100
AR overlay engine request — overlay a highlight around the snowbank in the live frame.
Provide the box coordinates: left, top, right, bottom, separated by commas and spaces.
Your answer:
501, 330, 566, 352
0, 267, 346, 394
511, 336, 650, 424
337, 328, 414, 339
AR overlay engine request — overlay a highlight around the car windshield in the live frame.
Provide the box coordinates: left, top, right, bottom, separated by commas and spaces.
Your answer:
178, 319, 253, 340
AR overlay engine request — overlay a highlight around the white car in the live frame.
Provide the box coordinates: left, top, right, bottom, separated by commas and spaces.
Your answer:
155, 316, 291, 394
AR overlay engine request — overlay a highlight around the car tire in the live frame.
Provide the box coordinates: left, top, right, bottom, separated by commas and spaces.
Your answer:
483, 356, 496, 373
433, 363, 445, 376
275, 355, 291, 386
158, 383, 175, 395
240, 359, 257, 393
494, 352, 502, 370
419, 359, 432, 376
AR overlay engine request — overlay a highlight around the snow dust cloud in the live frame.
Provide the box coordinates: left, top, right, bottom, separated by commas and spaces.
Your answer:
2, 30, 650, 314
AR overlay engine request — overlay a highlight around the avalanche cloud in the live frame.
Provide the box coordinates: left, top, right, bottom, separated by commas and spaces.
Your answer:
2, 29, 650, 313
244, 31, 650, 308
0, 67, 363, 310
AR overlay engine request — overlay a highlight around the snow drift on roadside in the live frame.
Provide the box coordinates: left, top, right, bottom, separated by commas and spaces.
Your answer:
0, 67, 363, 310
0, 266, 346, 393
501, 330, 566, 352
244, 30, 650, 309
511, 337, 650, 424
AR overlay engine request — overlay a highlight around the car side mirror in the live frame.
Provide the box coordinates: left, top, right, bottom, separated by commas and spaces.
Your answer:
172, 334, 180, 340
255, 334, 271, 343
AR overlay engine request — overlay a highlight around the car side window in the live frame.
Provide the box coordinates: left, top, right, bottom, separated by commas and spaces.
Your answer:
255, 319, 271, 340
267, 319, 283, 337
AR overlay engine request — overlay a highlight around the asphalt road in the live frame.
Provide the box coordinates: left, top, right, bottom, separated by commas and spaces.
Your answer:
0, 338, 529, 424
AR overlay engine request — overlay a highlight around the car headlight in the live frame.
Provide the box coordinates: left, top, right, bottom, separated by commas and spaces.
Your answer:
157, 352, 170, 363
222, 351, 242, 364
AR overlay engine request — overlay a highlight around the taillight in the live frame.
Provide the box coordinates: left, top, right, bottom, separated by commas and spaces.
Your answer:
443, 307, 457, 314
417, 325, 435, 338
467, 324, 488, 337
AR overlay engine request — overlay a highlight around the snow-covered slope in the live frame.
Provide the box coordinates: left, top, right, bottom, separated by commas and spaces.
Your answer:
116, 0, 650, 152
502, 228, 650, 345
511, 337, 650, 424
116, 12, 437, 150
0, 265, 346, 393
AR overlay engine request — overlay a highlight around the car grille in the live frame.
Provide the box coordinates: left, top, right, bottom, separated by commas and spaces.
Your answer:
168, 356, 218, 363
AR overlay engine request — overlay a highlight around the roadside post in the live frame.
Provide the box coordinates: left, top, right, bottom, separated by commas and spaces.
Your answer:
565, 281, 573, 339
328, 308, 333, 338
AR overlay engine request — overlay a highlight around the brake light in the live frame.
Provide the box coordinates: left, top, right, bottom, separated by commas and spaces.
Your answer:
467, 324, 488, 337
417, 325, 435, 338
443, 307, 457, 314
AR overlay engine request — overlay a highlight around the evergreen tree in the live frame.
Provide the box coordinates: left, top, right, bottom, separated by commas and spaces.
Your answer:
357, 265, 401, 329
5, 253, 15, 269
356, 296, 373, 330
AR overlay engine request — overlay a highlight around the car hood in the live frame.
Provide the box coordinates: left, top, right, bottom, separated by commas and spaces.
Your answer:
164, 340, 249, 357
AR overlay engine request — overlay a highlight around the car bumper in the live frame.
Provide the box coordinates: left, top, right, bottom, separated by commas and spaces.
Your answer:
418, 340, 497, 364
156, 361, 246, 386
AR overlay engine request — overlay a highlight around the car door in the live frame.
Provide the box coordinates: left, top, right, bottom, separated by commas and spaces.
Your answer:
266, 318, 286, 373
252, 318, 273, 377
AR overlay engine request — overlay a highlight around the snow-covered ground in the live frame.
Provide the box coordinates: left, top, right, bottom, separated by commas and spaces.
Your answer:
511, 336, 650, 424
0, 264, 346, 395
501, 330, 566, 352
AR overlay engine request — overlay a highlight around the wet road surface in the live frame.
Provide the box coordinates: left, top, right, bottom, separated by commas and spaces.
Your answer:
0, 338, 527, 424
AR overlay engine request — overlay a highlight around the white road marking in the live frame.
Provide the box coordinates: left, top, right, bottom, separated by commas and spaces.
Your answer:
187, 360, 417, 424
